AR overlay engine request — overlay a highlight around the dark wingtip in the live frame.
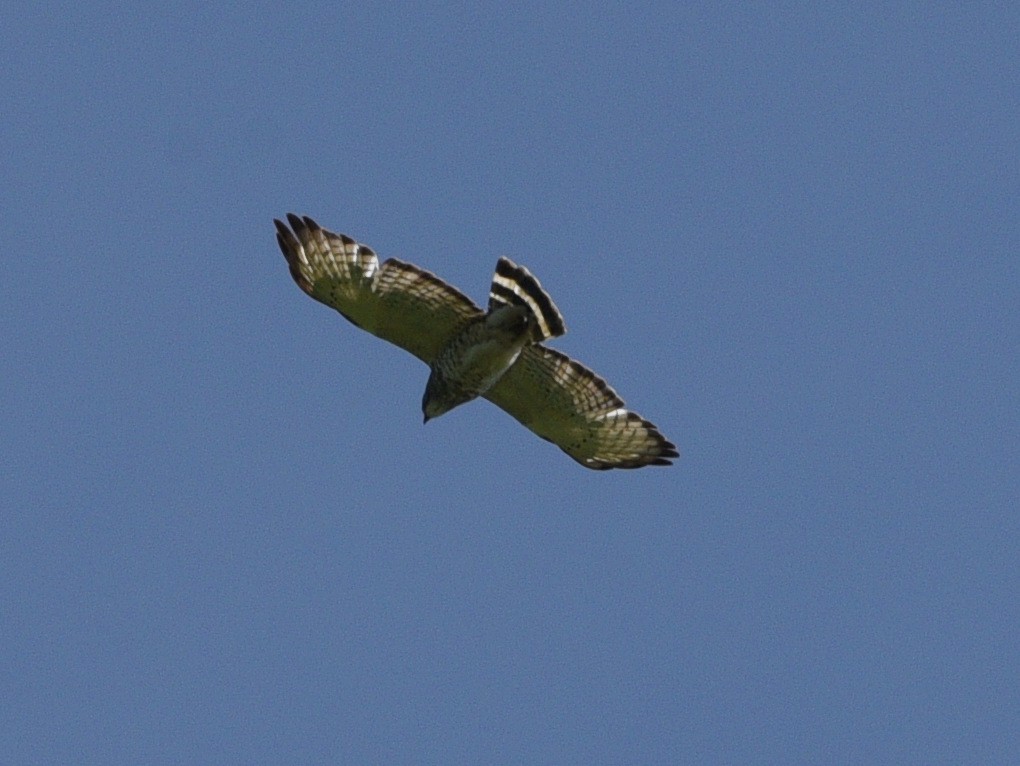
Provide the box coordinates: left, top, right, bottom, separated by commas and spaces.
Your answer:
275, 220, 298, 260
274, 215, 314, 295
285, 212, 304, 231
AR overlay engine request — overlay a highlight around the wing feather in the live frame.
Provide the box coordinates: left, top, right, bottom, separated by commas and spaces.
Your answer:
485, 346, 678, 470
275, 215, 482, 363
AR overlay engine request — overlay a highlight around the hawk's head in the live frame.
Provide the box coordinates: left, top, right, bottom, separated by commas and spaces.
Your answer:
421, 373, 473, 423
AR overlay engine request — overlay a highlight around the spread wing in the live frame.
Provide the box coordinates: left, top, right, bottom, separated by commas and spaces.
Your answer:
485, 346, 678, 470
275, 214, 483, 364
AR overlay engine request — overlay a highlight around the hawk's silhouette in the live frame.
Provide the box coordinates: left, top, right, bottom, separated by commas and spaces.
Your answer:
275, 214, 677, 469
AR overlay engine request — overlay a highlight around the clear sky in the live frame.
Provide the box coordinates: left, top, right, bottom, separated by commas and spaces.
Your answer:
3, 3, 1018, 763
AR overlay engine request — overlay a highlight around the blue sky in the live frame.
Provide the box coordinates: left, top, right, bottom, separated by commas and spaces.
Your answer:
3, 3, 1018, 763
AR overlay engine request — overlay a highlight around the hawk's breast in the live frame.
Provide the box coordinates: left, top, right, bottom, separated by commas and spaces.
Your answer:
437, 305, 532, 396
422, 305, 534, 420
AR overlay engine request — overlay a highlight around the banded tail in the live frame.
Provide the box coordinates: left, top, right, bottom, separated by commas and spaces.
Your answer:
488, 257, 566, 342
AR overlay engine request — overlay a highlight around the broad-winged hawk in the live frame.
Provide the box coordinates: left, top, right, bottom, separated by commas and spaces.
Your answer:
275, 214, 678, 469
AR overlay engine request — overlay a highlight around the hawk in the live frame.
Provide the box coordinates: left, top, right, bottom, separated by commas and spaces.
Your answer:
274, 214, 678, 469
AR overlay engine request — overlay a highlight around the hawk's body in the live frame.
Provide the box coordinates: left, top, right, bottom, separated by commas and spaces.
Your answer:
275, 214, 677, 469
423, 304, 534, 421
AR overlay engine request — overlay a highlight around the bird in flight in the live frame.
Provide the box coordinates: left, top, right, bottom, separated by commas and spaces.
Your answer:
274, 214, 678, 469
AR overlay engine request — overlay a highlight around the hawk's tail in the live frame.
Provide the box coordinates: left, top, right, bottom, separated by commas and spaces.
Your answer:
488, 257, 566, 342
